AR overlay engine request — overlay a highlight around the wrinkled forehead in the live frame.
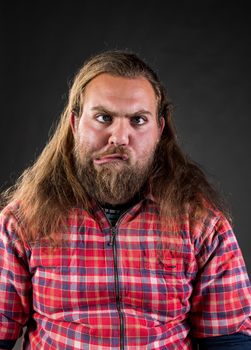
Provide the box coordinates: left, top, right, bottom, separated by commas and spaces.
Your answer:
81, 73, 158, 116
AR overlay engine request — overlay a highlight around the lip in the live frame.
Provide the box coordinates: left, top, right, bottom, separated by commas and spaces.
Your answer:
94, 153, 129, 165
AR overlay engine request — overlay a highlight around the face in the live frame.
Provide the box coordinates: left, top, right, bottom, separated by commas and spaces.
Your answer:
71, 73, 164, 206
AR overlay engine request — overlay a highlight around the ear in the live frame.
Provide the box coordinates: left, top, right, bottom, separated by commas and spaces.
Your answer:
70, 112, 77, 135
159, 116, 165, 135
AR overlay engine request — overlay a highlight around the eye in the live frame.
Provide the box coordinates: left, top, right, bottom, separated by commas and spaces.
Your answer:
96, 114, 112, 123
131, 115, 147, 125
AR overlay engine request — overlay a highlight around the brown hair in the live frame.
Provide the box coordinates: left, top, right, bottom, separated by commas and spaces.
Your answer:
1, 50, 230, 242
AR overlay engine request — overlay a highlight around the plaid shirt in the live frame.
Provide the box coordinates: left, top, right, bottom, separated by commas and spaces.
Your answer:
0, 198, 251, 350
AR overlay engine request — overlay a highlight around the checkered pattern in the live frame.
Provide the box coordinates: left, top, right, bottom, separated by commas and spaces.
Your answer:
0, 199, 251, 349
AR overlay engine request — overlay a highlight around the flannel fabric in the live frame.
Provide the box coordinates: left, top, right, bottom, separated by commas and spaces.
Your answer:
0, 198, 251, 350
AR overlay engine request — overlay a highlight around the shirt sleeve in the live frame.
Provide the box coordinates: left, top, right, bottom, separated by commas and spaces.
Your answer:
0, 206, 32, 342
190, 214, 251, 338
0, 339, 17, 349
193, 332, 251, 349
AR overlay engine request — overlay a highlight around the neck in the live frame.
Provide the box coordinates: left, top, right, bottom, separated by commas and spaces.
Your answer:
101, 191, 143, 210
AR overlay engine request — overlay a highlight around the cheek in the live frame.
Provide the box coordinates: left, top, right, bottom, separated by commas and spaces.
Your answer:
134, 131, 159, 156
77, 127, 107, 151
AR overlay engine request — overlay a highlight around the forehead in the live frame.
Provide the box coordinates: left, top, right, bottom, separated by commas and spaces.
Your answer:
82, 73, 157, 114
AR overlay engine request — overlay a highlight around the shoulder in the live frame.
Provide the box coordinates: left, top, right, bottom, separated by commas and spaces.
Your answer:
186, 200, 231, 239
0, 201, 30, 251
0, 201, 22, 233
183, 202, 237, 259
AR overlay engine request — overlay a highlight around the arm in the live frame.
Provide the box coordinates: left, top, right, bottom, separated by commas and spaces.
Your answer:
0, 205, 32, 346
189, 214, 251, 342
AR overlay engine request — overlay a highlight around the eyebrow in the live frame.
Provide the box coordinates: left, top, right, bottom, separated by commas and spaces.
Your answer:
90, 105, 153, 118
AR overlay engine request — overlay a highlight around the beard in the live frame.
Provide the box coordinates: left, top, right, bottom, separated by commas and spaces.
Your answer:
73, 143, 157, 206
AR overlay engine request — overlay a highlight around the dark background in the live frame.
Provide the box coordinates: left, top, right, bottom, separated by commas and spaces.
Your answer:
0, 1, 250, 347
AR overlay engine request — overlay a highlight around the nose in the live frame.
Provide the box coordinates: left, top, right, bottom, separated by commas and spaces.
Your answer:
108, 118, 130, 147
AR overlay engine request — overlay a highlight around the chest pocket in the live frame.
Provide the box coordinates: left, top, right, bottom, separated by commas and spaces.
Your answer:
30, 245, 114, 316
29, 246, 73, 313
143, 249, 190, 275
30, 247, 67, 269
141, 248, 195, 319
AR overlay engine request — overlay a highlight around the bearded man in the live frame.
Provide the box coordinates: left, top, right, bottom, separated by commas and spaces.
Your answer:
0, 50, 251, 349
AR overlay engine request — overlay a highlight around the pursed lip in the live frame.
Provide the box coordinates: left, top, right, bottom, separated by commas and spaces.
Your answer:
94, 153, 129, 164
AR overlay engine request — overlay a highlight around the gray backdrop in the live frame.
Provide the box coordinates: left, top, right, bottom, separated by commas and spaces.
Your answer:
0, 1, 250, 348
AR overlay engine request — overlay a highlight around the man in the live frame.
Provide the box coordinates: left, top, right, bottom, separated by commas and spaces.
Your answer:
0, 50, 251, 349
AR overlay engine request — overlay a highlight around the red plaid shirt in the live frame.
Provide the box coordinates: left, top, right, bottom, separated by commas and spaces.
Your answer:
0, 198, 251, 349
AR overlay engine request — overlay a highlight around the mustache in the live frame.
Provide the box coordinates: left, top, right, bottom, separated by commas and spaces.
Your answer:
94, 146, 130, 158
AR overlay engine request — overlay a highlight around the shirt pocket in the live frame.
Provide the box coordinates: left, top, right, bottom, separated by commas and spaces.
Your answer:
30, 246, 70, 269
142, 249, 187, 276
142, 249, 194, 318
142, 249, 195, 290
30, 247, 74, 314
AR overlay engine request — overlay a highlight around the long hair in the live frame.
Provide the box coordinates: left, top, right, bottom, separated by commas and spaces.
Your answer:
1, 50, 230, 242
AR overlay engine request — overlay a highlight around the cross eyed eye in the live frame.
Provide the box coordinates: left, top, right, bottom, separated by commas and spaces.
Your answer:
131, 115, 147, 125
96, 114, 112, 123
